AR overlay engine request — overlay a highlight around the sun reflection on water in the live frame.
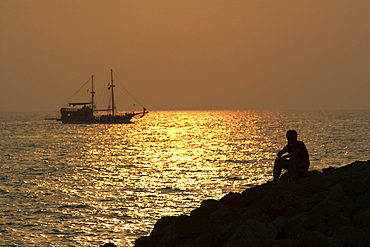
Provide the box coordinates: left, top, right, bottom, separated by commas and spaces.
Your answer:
2, 111, 336, 246
7, 110, 368, 246
55, 111, 276, 245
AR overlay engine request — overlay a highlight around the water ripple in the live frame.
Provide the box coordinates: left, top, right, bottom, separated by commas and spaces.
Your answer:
0, 110, 369, 246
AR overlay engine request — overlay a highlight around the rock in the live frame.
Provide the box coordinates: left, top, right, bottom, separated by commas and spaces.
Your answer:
278, 217, 303, 239
317, 235, 342, 247
322, 166, 336, 174
340, 179, 366, 194
176, 232, 215, 247
284, 206, 299, 218
270, 239, 300, 247
152, 216, 176, 234
134, 160, 370, 247
242, 208, 269, 222
313, 222, 328, 233
190, 199, 220, 218
352, 207, 370, 233
311, 199, 343, 216
355, 193, 370, 210
208, 206, 244, 234
219, 192, 244, 207
332, 226, 369, 246
299, 210, 326, 229
297, 230, 327, 247
100, 243, 117, 247
358, 235, 370, 247
225, 220, 277, 247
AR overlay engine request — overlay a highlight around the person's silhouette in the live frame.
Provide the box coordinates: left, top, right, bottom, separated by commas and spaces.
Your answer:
273, 130, 310, 181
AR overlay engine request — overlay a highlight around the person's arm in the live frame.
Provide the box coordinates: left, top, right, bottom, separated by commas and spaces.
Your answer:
277, 145, 289, 157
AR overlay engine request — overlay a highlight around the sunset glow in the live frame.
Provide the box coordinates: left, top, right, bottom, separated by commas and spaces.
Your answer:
1, 1, 369, 112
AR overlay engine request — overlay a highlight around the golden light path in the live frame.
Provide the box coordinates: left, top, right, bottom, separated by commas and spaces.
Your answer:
38, 111, 280, 246
3, 110, 368, 246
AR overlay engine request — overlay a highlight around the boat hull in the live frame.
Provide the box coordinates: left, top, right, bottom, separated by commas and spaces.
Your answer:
60, 107, 139, 124
60, 119, 134, 124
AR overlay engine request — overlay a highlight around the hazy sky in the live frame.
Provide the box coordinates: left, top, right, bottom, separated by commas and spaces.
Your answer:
1, 0, 369, 112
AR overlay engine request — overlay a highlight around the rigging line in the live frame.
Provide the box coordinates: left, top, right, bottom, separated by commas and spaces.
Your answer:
66, 77, 92, 103
44, 77, 91, 119
112, 70, 146, 108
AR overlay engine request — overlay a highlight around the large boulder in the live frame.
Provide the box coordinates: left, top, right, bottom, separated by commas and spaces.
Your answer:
226, 220, 277, 247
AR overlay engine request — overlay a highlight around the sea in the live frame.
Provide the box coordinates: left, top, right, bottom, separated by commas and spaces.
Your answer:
1, 110, 369, 246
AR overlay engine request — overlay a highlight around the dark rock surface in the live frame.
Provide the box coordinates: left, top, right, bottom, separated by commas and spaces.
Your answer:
100, 243, 117, 247
135, 160, 370, 247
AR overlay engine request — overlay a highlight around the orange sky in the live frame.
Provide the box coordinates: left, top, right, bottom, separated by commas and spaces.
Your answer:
1, 0, 369, 112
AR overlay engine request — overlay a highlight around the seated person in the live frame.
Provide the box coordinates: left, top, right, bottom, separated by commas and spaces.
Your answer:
273, 130, 310, 181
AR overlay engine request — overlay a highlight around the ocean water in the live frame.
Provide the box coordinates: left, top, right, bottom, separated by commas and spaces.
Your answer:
1, 110, 369, 246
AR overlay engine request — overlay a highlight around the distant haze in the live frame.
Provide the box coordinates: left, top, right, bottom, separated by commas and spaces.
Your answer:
1, 0, 369, 112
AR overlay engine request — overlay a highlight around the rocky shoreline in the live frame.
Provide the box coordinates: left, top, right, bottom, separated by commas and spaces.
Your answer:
133, 160, 370, 247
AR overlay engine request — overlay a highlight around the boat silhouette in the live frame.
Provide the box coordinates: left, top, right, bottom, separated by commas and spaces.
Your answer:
51, 69, 147, 124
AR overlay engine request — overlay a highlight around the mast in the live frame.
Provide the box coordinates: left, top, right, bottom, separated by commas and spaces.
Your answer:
91, 75, 95, 114
110, 69, 115, 116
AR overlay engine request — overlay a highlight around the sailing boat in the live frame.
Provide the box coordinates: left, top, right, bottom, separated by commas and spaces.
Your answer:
57, 69, 147, 124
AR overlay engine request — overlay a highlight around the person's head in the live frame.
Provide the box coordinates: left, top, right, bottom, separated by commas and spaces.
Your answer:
286, 130, 298, 144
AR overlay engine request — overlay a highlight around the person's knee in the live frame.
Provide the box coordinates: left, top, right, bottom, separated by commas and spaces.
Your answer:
275, 157, 289, 170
